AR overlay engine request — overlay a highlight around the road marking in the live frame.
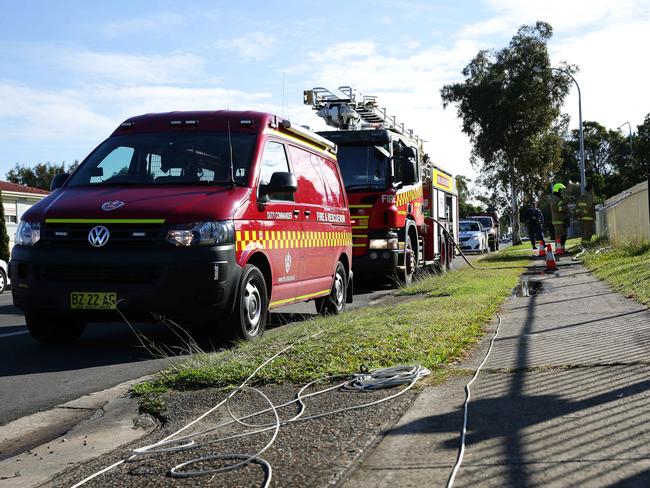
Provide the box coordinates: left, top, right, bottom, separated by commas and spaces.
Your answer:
0, 330, 29, 338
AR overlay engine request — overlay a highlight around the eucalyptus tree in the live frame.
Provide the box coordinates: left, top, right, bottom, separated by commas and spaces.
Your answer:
441, 21, 573, 244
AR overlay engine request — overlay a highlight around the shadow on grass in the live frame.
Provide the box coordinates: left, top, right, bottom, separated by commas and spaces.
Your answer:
480, 254, 535, 264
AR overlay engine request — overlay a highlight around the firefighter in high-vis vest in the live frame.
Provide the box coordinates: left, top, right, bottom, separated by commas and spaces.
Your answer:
576, 183, 596, 246
551, 182, 568, 254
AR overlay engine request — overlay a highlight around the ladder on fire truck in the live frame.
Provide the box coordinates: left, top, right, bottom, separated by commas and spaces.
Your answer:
303, 86, 424, 145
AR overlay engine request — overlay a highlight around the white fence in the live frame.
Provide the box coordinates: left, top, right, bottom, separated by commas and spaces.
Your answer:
596, 180, 649, 241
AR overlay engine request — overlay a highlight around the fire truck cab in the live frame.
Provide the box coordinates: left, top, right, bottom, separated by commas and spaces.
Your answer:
305, 86, 458, 284
11, 111, 352, 344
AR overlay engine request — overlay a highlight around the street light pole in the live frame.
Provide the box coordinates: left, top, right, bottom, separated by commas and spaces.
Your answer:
534, 66, 586, 194
617, 121, 633, 159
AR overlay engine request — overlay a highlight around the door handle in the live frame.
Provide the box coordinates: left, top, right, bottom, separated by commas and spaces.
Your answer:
304, 210, 311, 217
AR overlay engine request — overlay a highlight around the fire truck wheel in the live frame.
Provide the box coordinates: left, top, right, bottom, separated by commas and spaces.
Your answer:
315, 262, 347, 315
400, 236, 416, 286
446, 240, 453, 270
25, 312, 86, 344
437, 235, 448, 273
228, 264, 268, 341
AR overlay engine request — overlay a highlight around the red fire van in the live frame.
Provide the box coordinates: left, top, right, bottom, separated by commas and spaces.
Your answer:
10, 111, 352, 343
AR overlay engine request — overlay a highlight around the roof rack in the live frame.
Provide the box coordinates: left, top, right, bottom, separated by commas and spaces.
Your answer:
304, 86, 423, 145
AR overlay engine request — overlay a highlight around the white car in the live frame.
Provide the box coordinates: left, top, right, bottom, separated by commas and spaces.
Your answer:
0, 259, 9, 294
458, 220, 489, 253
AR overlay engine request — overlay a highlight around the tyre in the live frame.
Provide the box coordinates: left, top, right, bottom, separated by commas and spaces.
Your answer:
315, 262, 347, 315
0, 268, 6, 294
227, 264, 268, 341
400, 235, 416, 286
445, 239, 453, 270
489, 239, 496, 252
437, 235, 448, 273
26, 312, 86, 344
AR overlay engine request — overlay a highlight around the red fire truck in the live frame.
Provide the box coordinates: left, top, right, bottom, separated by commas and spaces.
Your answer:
11, 111, 352, 343
304, 86, 459, 284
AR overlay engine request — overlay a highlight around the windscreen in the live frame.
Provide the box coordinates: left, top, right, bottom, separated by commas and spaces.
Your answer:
460, 222, 480, 232
471, 217, 493, 229
336, 145, 388, 191
66, 132, 257, 187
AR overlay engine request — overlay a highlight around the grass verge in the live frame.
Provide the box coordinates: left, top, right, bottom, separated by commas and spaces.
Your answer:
582, 239, 650, 305
132, 247, 527, 412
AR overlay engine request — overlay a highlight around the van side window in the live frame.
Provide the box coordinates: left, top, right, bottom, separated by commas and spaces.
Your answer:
289, 146, 327, 205
321, 159, 345, 208
259, 141, 293, 201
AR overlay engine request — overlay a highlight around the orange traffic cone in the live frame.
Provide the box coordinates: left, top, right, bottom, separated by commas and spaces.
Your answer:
545, 244, 557, 272
538, 239, 546, 257
555, 238, 564, 256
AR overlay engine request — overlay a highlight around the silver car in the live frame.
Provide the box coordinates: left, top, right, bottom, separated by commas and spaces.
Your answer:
458, 220, 489, 253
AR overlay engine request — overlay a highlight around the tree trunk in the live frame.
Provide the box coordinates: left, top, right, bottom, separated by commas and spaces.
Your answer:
510, 177, 522, 245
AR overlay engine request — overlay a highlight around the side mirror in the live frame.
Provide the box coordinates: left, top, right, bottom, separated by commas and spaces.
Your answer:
260, 172, 297, 195
50, 173, 70, 191
403, 160, 418, 184
403, 146, 417, 159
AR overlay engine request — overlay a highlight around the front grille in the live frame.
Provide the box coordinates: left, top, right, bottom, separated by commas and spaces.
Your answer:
42, 223, 165, 247
35, 265, 163, 284
459, 237, 470, 242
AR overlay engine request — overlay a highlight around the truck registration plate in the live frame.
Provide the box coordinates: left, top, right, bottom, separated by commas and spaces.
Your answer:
70, 292, 117, 310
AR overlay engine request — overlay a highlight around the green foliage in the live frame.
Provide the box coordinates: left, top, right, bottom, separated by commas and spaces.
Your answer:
0, 192, 9, 262
6, 161, 79, 191
441, 21, 574, 245
135, 253, 523, 393
583, 240, 650, 305
456, 175, 483, 217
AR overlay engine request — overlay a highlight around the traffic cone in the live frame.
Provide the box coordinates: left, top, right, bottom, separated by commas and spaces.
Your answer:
545, 244, 557, 272
555, 238, 564, 256
538, 240, 546, 257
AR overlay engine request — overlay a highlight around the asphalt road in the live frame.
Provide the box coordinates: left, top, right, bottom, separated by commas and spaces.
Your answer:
0, 279, 396, 427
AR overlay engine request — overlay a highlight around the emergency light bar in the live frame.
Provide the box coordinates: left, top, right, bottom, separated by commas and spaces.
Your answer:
279, 119, 337, 153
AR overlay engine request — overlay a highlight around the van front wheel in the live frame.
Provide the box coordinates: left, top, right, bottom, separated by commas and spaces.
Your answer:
315, 262, 347, 315
228, 264, 268, 341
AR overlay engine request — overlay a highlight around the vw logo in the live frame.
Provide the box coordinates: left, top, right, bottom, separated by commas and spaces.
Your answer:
88, 226, 110, 247
101, 200, 124, 211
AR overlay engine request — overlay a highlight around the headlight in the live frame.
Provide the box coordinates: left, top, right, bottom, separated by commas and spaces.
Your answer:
166, 221, 234, 247
15, 221, 41, 246
369, 237, 399, 249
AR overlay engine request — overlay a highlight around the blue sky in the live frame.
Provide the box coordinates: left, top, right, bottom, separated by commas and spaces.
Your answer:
1, 0, 649, 181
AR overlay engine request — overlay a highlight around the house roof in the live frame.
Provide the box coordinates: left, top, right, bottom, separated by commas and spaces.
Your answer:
0, 180, 49, 195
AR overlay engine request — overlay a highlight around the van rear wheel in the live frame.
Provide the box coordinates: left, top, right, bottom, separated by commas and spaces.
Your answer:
25, 312, 86, 344
315, 262, 347, 315
227, 264, 268, 341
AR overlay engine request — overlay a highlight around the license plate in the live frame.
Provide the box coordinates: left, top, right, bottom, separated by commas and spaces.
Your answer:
70, 292, 117, 310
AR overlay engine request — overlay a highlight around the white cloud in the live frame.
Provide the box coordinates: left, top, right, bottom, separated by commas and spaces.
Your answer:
290, 39, 480, 178
102, 13, 185, 38
214, 32, 277, 61
0, 81, 274, 169
60, 50, 207, 85
550, 20, 650, 131
0, 83, 116, 142
461, 0, 648, 38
